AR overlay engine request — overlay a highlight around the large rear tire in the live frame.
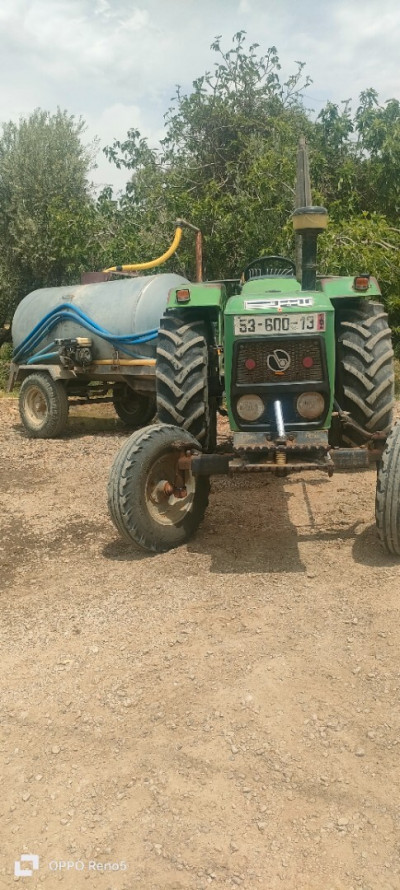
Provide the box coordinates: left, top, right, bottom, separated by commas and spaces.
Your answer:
112, 383, 156, 429
156, 316, 217, 451
107, 423, 210, 552
375, 423, 400, 556
19, 372, 69, 438
333, 301, 394, 446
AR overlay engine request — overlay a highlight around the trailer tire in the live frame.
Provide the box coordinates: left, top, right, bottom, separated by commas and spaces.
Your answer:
19, 372, 69, 438
156, 316, 217, 451
112, 383, 156, 429
107, 423, 210, 552
375, 423, 400, 555
333, 301, 395, 446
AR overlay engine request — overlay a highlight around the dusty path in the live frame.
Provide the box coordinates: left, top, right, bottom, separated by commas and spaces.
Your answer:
1, 398, 400, 890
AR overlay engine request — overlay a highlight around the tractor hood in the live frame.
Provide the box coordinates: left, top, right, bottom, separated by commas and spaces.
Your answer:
225, 278, 333, 316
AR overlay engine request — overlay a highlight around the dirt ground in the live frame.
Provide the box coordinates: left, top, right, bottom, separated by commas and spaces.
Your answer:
1, 397, 400, 890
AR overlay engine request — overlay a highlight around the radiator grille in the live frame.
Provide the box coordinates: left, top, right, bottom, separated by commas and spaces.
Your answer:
236, 338, 323, 384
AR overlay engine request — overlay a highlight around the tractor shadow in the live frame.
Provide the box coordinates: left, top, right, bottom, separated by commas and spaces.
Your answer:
351, 524, 400, 567
187, 474, 397, 573
103, 474, 398, 573
187, 475, 307, 574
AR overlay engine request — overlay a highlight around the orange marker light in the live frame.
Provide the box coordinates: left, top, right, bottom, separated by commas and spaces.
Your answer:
176, 288, 191, 303
353, 275, 370, 292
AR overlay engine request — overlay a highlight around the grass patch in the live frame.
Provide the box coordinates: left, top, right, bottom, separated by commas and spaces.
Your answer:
0, 342, 12, 392
395, 358, 400, 398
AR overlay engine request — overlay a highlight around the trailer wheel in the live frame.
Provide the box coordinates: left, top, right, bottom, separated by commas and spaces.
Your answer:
332, 301, 395, 446
19, 372, 69, 438
156, 316, 217, 451
112, 383, 156, 429
107, 423, 210, 552
375, 423, 400, 555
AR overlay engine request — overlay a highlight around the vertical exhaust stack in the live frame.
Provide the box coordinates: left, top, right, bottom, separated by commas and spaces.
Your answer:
294, 137, 328, 291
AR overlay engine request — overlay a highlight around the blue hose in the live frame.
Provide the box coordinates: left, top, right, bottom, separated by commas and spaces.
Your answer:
13, 303, 159, 364
26, 352, 59, 364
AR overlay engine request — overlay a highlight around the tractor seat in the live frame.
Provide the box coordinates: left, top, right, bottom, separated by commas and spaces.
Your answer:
243, 255, 296, 282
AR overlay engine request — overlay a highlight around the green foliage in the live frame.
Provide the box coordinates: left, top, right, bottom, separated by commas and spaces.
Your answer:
317, 215, 400, 350
1, 32, 400, 363
0, 108, 96, 322
104, 32, 313, 279
0, 342, 12, 390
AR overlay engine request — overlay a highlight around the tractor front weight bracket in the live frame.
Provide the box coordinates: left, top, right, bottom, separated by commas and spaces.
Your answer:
179, 438, 384, 480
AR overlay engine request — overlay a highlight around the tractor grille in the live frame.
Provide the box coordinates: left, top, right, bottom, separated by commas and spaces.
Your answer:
236, 338, 324, 385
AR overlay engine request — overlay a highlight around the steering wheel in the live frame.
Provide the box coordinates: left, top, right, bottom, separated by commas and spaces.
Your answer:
243, 255, 296, 282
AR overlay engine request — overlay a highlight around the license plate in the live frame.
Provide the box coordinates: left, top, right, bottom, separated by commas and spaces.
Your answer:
234, 313, 326, 336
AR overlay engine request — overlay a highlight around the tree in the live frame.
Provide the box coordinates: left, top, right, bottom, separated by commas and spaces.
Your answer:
104, 32, 313, 279
103, 34, 400, 349
0, 108, 96, 321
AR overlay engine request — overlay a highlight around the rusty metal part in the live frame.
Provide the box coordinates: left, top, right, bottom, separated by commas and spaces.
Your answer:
195, 231, 203, 283
172, 426, 384, 483
191, 454, 232, 476
80, 271, 112, 284
333, 403, 388, 444
172, 487, 188, 499
233, 430, 329, 451
330, 448, 379, 469
174, 217, 203, 282
177, 454, 195, 471
172, 451, 190, 497
228, 459, 329, 475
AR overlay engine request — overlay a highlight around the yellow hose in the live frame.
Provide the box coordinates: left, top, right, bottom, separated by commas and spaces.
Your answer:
103, 226, 183, 274
94, 359, 156, 366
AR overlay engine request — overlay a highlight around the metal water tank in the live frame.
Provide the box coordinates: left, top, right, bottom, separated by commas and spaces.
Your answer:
12, 273, 190, 360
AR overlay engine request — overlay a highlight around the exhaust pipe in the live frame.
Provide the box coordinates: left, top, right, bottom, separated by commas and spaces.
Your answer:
292, 206, 328, 291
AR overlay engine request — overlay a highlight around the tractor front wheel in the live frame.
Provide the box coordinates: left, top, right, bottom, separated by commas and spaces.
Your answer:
375, 423, 400, 555
107, 423, 210, 552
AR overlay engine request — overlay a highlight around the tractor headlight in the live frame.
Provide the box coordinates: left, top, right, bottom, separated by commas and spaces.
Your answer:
236, 394, 264, 421
296, 392, 325, 420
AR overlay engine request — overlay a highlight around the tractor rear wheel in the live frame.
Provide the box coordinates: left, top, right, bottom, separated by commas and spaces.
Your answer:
156, 316, 217, 451
332, 301, 394, 446
107, 423, 210, 552
19, 372, 69, 438
375, 423, 400, 555
112, 383, 156, 429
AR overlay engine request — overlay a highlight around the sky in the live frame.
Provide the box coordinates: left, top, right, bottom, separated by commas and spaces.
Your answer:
1, 0, 399, 193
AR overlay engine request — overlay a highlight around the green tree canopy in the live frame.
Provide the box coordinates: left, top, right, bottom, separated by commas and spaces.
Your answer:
0, 108, 96, 321
103, 35, 400, 346
104, 32, 313, 279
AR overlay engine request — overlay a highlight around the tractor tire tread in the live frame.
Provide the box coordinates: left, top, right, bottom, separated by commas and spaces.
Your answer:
375, 423, 400, 555
333, 301, 394, 445
156, 315, 213, 448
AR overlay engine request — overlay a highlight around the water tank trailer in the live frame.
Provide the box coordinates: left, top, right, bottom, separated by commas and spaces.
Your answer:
8, 222, 199, 436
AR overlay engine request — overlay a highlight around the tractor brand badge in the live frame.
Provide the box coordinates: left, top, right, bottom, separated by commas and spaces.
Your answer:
267, 349, 291, 373
244, 298, 313, 310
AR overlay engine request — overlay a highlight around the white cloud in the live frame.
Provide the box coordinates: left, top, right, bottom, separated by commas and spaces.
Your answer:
0, 0, 399, 189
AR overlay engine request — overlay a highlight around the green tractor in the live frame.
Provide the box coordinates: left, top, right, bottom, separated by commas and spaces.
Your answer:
107, 163, 399, 556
